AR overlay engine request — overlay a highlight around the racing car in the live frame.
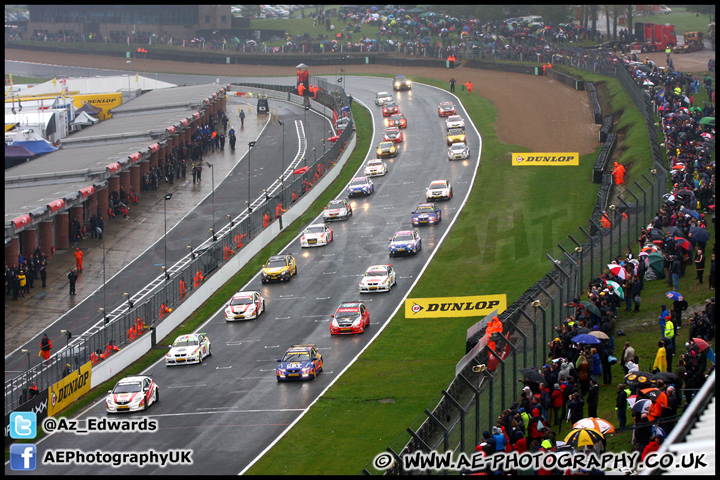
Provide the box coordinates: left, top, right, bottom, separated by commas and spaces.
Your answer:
106, 375, 159, 413
276, 344, 323, 381
426, 180, 453, 201
300, 223, 333, 247
386, 113, 407, 128
438, 102, 456, 116
322, 198, 353, 221
359, 264, 396, 293
446, 128, 466, 145
445, 115, 465, 130
411, 203, 442, 226
393, 75, 412, 91
165, 333, 211, 365
388, 230, 422, 256
364, 158, 388, 177
376, 141, 398, 158
347, 176, 374, 197
383, 126, 403, 143
382, 102, 399, 117
261, 254, 297, 283
225, 291, 265, 321
330, 301, 370, 335
448, 142, 470, 160
375, 91, 393, 106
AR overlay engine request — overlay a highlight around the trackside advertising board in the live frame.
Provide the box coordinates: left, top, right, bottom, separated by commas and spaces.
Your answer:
48, 361, 92, 416
406, 295, 506, 318
72, 93, 123, 121
512, 152, 579, 166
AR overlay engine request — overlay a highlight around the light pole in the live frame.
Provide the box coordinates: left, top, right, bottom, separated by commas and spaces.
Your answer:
313, 147, 316, 166
303, 105, 309, 142
21, 349, 30, 371
226, 214, 234, 228
61, 330, 72, 350
278, 119, 285, 201
163, 193, 172, 280
126, 60, 131, 97
247, 141, 255, 212
205, 162, 215, 236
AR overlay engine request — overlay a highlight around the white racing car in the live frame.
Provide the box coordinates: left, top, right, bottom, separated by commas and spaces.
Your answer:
301, 223, 334, 247
359, 264, 397, 293
426, 180, 453, 201
322, 198, 353, 221
448, 142, 470, 160
105, 376, 159, 413
225, 290, 265, 321
165, 333, 211, 366
364, 158, 388, 177
375, 91, 393, 105
445, 115, 465, 130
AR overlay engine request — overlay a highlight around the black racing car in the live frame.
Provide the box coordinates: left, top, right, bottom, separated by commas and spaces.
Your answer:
393, 75, 412, 91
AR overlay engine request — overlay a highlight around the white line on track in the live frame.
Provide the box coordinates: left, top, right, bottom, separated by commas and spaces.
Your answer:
166, 384, 207, 389
151, 409, 306, 418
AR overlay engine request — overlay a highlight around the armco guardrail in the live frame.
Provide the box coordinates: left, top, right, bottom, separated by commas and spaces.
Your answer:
4, 82, 354, 416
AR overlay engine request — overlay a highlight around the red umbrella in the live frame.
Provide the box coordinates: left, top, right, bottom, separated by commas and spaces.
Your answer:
327, 135, 340, 142
690, 338, 710, 352
651, 239, 665, 246
607, 264, 627, 280
673, 236, 692, 251
293, 166, 310, 175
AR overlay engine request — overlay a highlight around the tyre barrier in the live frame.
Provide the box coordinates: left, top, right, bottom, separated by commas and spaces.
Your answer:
587, 81, 603, 124
599, 114, 614, 143
593, 133, 617, 184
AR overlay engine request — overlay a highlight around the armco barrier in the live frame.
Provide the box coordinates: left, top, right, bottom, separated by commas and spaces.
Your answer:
89, 123, 358, 391
548, 67, 585, 90
600, 114, 613, 143
587, 81, 603, 124
593, 133, 617, 184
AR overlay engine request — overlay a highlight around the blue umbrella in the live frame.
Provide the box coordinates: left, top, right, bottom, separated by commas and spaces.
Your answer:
680, 207, 700, 219
689, 226, 710, 243
665, 291, 684, 301
572, 334, 601, 345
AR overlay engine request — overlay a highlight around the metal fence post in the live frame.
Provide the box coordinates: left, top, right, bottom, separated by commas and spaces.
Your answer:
618, 197, 632, 251
589, 219, 604, 271
626, 189, 641, 245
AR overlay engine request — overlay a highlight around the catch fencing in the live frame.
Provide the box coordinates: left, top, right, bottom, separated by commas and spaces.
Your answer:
363, 47, 668, 475
4, 82, 353, 416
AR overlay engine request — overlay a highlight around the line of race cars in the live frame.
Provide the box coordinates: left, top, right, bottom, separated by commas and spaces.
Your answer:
106, 77, 469, 410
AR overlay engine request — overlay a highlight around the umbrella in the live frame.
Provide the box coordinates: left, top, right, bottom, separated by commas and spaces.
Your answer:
664, 226, 682, 237
579, 301, 601, 317
606, 280, 624, 299
627, 394, 638, 409
672, 236, 692, 251
665, 291, 684, 301
649, 228, 665, 241
576, 327, 591, 334
647, 252, 665, 279
607, 264, 627, 280
572, 334, 601, 345
690, 338, 710, 352
651, 371, 680, 384
699, 116, 715, 125
700, 132, 714, 140
292, 166, 310, 175
573, 418, 615, 434
564, 428, 604, 448
680, 208, 701, 220
519, 368, 546, 385
689, 227, 710, 243
625, 371, 654, 386
632, 398, 652, 414
638, 250, 650, 257
589, 331, 609, 340
645, 390, 668, 408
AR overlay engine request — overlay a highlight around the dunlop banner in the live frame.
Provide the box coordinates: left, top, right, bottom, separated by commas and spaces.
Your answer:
406, 295, 507, 318
72, 93, 123, 121
512, 152, 579, 166
48, 361, 92, 416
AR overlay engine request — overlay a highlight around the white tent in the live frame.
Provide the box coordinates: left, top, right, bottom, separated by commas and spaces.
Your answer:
71, 111, 100, 127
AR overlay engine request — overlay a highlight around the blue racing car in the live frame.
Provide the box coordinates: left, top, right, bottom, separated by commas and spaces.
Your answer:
276, 344, 323, 381
347, 176, 374, 197
388, 230, 422, 256
411, 203, 442, 226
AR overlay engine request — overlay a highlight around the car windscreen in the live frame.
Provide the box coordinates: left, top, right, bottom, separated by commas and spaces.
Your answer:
365, 269, 387, 276
113, 382, 142, 393
448, 129, 464, 136
305, 226, 325, 234
429, 182, 446, 189
394, 233, 415, 242
415, 205, 434, 213
266, 259, 287, 268
391, 115, 403, 121
174, 339, 199, 347
327, 201, 346, 209
230, 296, 253, 306
350, 178, 367, 186
451, 144, 466, 151
282, 352, 310, 362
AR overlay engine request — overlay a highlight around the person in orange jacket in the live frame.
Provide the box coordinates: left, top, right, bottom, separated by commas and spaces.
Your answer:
486, 316, 503, 352
275, 203, 287, 218
464, 81, 473, 94
74, 247, 84, 272
263, 212, 271, 228
39, 333, 52, 361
